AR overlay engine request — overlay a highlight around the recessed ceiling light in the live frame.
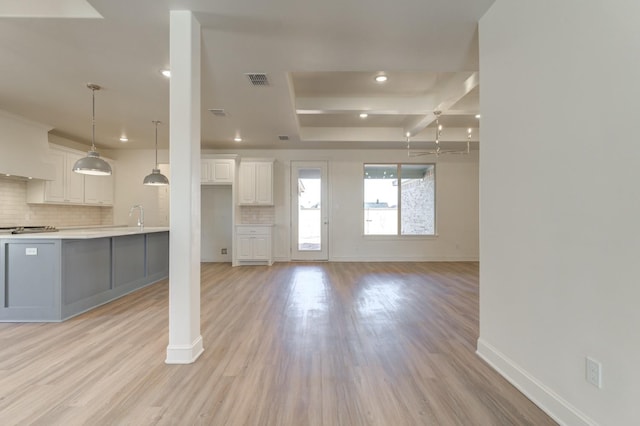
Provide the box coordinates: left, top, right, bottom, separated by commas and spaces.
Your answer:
375, 74, 388, 83
359, 113, 368, 118
234, 137, 242, 142
475, 114, 481, 119
161, 69, 171, 78
119, 136, 128, 142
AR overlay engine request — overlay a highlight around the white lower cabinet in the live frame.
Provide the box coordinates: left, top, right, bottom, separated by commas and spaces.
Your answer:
235, 225, 273, 266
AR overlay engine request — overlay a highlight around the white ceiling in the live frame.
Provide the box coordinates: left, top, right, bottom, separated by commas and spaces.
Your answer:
0, 0, 493, 150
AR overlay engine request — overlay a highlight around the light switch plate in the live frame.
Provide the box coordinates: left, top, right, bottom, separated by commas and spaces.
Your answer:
586, 356, 602, 388
25, 247, 38, 256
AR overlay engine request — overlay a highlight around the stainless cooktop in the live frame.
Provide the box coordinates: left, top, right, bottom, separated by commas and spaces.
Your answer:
0, 226, 59, 234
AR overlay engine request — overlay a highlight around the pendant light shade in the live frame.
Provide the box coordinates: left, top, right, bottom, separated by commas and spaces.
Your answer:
143, 120, 169, 186
73, 83, 112, 176
143, 168, 170, 186
72, 150, 112, 176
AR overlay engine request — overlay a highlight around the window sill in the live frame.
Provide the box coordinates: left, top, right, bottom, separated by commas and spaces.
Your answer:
362, 234, 439, 241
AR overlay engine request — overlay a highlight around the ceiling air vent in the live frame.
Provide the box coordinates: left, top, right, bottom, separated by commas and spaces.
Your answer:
278, 135, 290, 141
208, 109, 227, 117
245, 73, 269, 86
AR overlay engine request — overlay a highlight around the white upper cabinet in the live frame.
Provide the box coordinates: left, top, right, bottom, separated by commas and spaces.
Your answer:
41, 148, 66, 202
27, 145, 114, 205
201, 158, 235, 185
84, 160, 114, 205
238, 159, 273, 205
64, 151, 85, 203
238, 162, 256, 204
27, 147, 84, 204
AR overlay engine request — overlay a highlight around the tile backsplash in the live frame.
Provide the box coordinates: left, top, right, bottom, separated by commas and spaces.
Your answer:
0, 178, 112, 227
240, 206, 275, 224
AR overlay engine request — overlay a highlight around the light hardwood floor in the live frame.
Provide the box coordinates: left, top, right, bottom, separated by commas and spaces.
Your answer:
0, 262, 556, 425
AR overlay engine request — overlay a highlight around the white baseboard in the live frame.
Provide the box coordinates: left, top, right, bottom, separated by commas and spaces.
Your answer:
476, 338, 597, 426
329, 255, 479, 262
165, 335, 204, 364
201, 257, 232, 263
273, 256, 478, 263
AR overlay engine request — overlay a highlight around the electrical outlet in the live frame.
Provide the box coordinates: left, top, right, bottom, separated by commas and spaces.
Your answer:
586, 357, 602, 388
221, 248, 227, 255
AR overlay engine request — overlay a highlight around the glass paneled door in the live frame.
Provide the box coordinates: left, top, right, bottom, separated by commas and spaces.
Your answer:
291, 161, 328, 260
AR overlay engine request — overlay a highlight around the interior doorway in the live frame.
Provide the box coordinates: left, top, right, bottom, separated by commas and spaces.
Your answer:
201, 186, 233, 262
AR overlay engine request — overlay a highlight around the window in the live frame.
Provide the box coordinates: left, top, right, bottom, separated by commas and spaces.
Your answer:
363, 164, 435, 236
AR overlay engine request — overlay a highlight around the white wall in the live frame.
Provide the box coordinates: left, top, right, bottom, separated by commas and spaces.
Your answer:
478, 2, 640, 425
109, 149, 169, 227
205, 148, 479, 262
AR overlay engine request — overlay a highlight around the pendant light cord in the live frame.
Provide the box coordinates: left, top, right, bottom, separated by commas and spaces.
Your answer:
434, 111, 441, 147
86, 83, 101, 152
91, 87, 96, 151
153, 120, 161, 168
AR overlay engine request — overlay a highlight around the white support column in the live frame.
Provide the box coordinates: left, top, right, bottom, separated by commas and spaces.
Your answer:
166, 10, 203, 364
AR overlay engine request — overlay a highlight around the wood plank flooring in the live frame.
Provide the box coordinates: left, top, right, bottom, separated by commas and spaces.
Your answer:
0, 262, 556, 425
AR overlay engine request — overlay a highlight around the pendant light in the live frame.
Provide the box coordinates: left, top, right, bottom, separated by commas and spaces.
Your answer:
143, 120, 169, 186
72, 83, 112, 176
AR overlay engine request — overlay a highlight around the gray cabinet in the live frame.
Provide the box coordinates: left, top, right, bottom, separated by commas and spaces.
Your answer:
62, 239, 112, 305
147, 231, 169, 278
0, 231, 169, 322
113, 234, 146, 288
0, 241, 61, 321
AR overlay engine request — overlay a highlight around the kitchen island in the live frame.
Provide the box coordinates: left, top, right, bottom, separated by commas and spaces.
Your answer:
0, 227, 169, 322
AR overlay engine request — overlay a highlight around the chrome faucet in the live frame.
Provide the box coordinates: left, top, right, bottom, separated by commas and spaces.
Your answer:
129, 205, 144, 229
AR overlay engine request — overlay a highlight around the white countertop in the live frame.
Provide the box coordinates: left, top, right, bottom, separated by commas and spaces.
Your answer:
0, 227, 169, 240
